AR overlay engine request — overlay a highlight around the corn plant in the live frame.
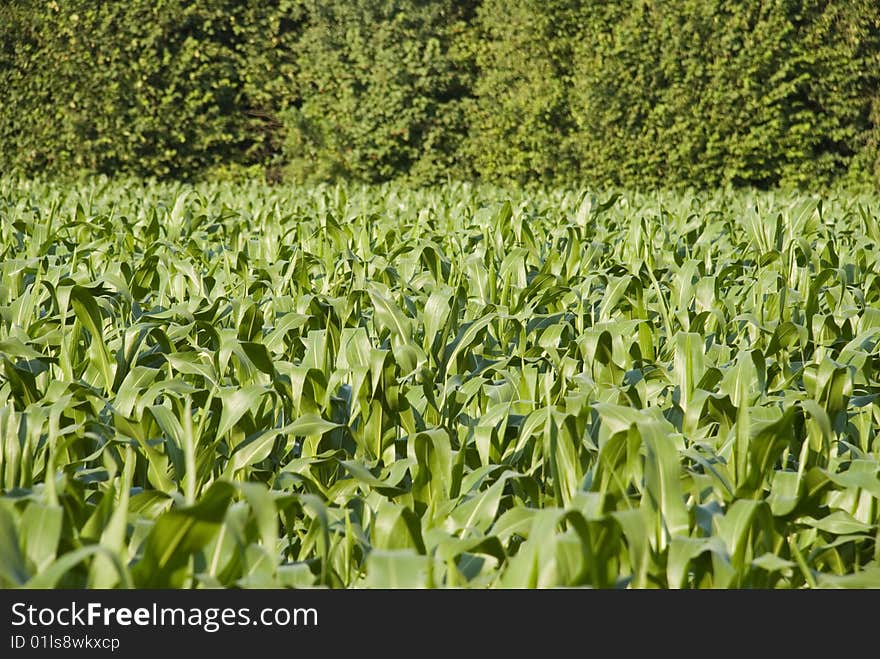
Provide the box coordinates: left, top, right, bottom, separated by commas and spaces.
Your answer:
1, 178, 879, 588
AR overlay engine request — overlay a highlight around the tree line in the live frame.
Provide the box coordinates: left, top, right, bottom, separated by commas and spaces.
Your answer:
2, 0, 878, 188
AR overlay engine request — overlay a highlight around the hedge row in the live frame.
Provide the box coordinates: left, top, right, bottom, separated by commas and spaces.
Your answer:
2, 0, 878, 187
0, 0, 302, 179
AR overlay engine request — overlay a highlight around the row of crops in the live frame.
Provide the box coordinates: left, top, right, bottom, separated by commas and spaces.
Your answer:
1, 178, 879, 587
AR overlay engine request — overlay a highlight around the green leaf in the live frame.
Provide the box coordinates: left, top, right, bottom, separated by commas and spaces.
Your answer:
132, 482, 236, 588
364, 550, 430, 588
0, 503, 28, 586
217, 385, 267, 438
20, 503, 63, 573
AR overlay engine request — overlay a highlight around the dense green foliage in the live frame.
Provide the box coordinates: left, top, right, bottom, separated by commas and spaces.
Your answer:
573, 0, 880, 188
465, 0, 581, 183
284, 0, 476, 184
0, 0, 302, 179
2, 179, 880, 588
1, 1, 879, 186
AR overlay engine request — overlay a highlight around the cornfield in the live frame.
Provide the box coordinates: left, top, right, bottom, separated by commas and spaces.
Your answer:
1, 178, 879, 588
